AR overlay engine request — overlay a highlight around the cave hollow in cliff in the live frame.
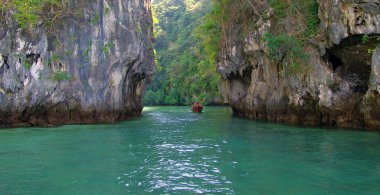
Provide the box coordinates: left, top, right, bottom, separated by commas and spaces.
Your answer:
227, 66, 253, 103
325, 35, 376, 94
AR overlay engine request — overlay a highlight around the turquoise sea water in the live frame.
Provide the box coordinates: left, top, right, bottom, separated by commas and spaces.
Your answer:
0, 106, 380, 194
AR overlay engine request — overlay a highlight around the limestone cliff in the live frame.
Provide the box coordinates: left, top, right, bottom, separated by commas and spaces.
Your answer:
0, 0, 154, 127
218, 0, 380, 129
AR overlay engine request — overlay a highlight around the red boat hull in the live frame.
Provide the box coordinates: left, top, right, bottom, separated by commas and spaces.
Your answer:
192, 106, 203, 113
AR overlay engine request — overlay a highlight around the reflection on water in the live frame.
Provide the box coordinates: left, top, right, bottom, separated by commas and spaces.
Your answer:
0, 106, 380, 194
120, 107, 234, 193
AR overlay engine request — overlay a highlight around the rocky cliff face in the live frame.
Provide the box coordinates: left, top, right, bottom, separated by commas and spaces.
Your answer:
0, 0, 154, 127
218, 0, 380, 129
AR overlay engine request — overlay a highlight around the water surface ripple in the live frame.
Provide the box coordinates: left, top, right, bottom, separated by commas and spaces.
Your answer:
0, 107, 380, 194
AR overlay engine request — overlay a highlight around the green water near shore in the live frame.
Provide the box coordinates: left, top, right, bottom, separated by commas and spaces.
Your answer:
0, 106, 379, 194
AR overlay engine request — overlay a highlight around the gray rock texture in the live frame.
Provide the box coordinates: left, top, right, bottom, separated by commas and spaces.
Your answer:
218, 0, 380, 129
0, 0, 154, 127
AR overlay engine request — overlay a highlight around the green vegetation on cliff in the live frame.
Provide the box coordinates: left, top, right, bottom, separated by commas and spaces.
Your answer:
144, 0, 222, 106
0, 0, 78, 31
200, 0, 319, 74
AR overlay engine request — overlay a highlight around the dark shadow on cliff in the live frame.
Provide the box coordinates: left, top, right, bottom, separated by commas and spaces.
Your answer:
324, 35, 376, 94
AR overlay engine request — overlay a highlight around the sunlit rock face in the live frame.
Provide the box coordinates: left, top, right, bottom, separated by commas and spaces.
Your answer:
218, 0, 380, 129
0, 0, 154, 127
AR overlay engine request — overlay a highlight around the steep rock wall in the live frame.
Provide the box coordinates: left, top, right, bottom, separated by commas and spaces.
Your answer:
0, 0, 154, 127
218, 0, 380, 129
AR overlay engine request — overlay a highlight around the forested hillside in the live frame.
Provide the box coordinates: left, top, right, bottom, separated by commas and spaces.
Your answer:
144, 0, 222, 105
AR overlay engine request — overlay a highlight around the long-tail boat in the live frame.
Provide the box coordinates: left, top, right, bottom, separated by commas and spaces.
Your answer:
192, 102, 203, 113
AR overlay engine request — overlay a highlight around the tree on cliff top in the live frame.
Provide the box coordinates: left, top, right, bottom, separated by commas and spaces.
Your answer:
0, 0, 79, 32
